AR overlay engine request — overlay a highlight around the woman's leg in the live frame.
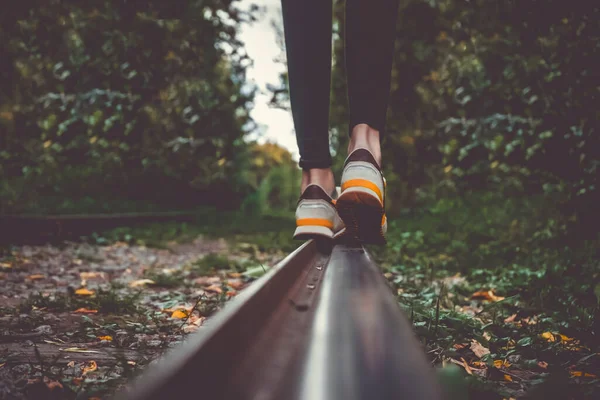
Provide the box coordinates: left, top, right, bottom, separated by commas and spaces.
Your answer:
338, 0, 399, 244
345, 0, 400, 166
281, 0, 334, 194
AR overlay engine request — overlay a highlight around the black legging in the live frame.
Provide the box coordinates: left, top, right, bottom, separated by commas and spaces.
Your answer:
281, 0, 399, 170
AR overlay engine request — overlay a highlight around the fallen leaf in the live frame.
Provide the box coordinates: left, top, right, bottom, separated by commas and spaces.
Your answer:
504, 314, 517, 323
541, 332, 556, 342
60, 347, 101, 354
494, 360, 511, 368
98, 336, 113, 341
0, 262, 12, 269
228, 272, 242, 278
570, 371, 597, 378
73, 308, 98, 314
67, 361, 75, 368
44, 340, 65, 345
205, 284, 223, 294
0, 363, 5, 368
483, 331, 492, 341
470, 340, 491, 358
471, 290, 505, 302
453, 343, 467, 350
226, 290, 237, 297
82, 360, 97, 375
538, 361, 548, 369
80, 272, 103, 279
171, 310, 188, 319
26, 274, 45, 280
183, 325, 198, 333
194, 276, 221, 286
46, 380, 63, 390
127, 361, 136, 366
558, 334, 574, 342
75, 288, 95, 296
461, 357, 473, 375
129, 279, 155, 288
227, 279, 244, 290
504, 374, 513, 382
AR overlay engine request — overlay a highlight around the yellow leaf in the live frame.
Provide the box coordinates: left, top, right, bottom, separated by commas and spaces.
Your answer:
26, 274, 45, 280
570, 371, 597, 378
80, 271, 103, 279
0, 111, 14, 121
460, 357, 473, 375
541, 332, 556, 342
165, 50, 177, 60
75, 288, 95, 296
471, 290, 505, 302
89, 136, 98, 144
171, 310, 188, 319
494, 360, 511, 368
490, 161, 499, 169
0, 262, 12, 269
504, 374, 513, 382
444, 165, 453, 173
400, 136, 415, 145
43, 140, 52, 149
558, 334, 574, 342
82, 361, 97, 375
73, 308, 98, 314
129, 279, 155, 288
98, 336, 113, 341
0, 363, 5, 368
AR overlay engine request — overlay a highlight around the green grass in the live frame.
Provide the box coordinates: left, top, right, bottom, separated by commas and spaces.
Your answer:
375, 192, 600, 399
95, 208, 297, 252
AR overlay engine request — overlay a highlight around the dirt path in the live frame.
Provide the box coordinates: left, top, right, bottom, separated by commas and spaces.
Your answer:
0, 236, 281, 399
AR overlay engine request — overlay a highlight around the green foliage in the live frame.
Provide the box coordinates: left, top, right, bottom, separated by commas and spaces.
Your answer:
311, 0, 599, 236
0, 0, 256, 213
377, 190, 599, 398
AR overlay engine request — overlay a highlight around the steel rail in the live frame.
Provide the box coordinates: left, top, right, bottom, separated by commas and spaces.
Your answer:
115, 241, 442, 400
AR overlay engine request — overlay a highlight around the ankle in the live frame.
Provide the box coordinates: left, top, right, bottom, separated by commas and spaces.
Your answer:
348, 124, 381, 166
301, 168, 335, 195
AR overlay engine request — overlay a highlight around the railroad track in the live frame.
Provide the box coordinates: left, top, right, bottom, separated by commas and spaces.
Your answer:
115, 240, 443, 400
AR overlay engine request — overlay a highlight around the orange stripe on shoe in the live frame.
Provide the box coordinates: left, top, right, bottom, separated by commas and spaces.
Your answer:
381, 214, 387, 227
296, 218, 334, 229
341, 179, 383, 203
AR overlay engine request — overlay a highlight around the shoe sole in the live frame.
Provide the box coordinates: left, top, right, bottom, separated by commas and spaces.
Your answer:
293, 226, 347, 241
336, 188, 386, 245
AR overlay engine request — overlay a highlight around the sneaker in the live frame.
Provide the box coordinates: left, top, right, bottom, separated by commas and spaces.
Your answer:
293, 184, 346, 240
336, 148, 387, 244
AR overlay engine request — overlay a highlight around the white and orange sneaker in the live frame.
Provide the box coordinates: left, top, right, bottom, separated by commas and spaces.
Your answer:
336, 148, 387, 245
293, 184, 346, 240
